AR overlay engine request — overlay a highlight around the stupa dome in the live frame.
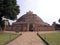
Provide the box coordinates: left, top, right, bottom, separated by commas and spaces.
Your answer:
16, 11, 48, 25
12, 11, 54, 31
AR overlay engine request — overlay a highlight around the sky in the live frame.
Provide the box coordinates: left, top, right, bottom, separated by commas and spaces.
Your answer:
10, 0, 60, 25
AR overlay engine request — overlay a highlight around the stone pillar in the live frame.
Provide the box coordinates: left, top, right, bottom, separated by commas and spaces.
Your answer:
27, 24, 29, 31
33, 24, 35, 31
4, 20, 9, 31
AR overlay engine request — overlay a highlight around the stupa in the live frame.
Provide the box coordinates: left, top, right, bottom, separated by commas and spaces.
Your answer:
12, 11, 55, 31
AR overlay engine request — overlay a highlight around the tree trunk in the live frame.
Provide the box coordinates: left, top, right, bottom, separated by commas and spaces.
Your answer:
0, 18, 2, 32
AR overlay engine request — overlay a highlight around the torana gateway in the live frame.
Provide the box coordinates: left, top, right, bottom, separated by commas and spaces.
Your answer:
12, 11, 55, 31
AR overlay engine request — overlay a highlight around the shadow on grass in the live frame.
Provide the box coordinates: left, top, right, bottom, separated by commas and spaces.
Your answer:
4, 33, 22, 45
37, 33, 49, 45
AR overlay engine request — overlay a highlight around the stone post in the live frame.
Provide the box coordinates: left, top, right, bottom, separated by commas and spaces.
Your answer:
27, 23, 29, 31
33, 24, 35, 31
4, 20, 8, 31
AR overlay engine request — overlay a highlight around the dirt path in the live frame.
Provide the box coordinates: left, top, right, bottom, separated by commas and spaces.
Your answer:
7, 32, 46, 45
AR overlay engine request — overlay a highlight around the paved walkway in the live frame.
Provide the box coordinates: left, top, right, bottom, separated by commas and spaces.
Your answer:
7, 32, 46, 45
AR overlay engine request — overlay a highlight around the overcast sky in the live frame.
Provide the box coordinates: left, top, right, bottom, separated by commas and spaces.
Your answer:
10, 0, 60, 25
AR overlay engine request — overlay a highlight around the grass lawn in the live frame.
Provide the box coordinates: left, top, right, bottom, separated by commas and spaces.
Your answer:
0, 33, 20, 45
40, 32, 60, 45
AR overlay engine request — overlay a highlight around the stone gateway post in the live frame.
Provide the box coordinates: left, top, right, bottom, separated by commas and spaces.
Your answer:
4, 19, 9, 31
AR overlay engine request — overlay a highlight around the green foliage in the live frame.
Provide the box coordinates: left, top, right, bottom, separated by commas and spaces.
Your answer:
0, 0, 20, 30
58, 19, 60, 23
0, 0, 20, 20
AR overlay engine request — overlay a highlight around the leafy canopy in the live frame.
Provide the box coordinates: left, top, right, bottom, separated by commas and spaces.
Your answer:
0, 0, 20, 20
59, 19, 60, 23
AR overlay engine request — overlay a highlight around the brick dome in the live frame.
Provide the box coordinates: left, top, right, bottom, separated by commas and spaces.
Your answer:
12, 11, 55, 31
16, 11, 48, 25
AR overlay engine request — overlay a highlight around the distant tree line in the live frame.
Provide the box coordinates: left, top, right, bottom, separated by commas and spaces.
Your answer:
52, 19, 60, 30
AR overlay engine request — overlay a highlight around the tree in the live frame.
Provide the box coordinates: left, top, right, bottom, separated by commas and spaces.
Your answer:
0, 0, 20, 31
52, 22, 56, 26
0, 0, 20, 20
58, 19, 60, 23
